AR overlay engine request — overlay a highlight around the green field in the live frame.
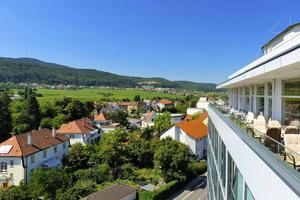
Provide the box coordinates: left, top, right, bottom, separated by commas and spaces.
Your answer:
34, 88, 185, 103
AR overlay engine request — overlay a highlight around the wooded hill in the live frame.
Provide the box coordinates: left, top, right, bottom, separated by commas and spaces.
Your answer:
0, 57, 217, 91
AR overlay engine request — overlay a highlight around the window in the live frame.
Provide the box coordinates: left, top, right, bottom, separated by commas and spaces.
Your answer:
268, 83, 272, 96
256, 84, 264, 96
228, 153, 243, 200
54, 146, 57, 153
283, 78, 300, 96
256, 97, 264, 114
70, 134, 75, 138
43, 150, 47, 158
282, 78, 300, 125
9, 160, 14, 168
0, 162, 7, 173
245, 184, 255, 200
30, 155, 35, 164
63, 142, 66, 149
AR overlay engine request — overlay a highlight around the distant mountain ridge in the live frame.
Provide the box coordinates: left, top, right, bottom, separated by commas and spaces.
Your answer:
0, 57, 217, 91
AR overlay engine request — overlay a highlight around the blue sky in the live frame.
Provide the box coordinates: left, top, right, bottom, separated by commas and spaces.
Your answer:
0, 0, 299, 83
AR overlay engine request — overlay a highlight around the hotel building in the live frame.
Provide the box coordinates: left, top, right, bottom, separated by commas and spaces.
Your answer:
207, 23, 300, 199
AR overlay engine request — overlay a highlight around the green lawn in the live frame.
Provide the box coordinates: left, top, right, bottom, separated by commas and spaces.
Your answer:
35, 88, 184, 103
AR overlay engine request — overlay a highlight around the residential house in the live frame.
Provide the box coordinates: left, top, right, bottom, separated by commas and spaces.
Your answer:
160, 112, 208, 159
157, 99, 174, 110
94, 112, 112, 128
141, 111, 157, 128
196, 97, 209, 111
56, 118, 100, 145
81, 183, 137, 200
118, 102, 139, 112
128, 118, 142, 128
99, 123, 120, 134
0, 129, 70, 187
142, 111, 184, 128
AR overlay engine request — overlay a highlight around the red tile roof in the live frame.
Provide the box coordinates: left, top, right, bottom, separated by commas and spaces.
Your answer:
142, 111, 156, 123
57, 118, 96, 135
94, 113, 106, 121
159, 99, 173, 105
0, 129, 69, 157
175, 112, 208, 139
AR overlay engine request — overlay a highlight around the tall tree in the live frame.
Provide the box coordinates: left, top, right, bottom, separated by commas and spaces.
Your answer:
0, 92, 12, 141
154, 112, 172, 133
154, 137, 191, 182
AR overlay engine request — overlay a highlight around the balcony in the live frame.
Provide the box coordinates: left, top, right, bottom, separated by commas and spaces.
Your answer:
209, 104, 300, 195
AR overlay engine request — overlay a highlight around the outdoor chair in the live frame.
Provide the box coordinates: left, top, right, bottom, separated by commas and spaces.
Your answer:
253, 116, 267, 140
285, 126, 299, 135
290, 120, 300, 129
284, 134, 300, 169
265, 128, 281, 153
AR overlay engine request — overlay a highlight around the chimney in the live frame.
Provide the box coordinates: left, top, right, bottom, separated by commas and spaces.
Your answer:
52, 128, 56, 137
28, 131, 33, 145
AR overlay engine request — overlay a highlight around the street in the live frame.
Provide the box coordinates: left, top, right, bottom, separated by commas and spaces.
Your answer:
167, 174, 207, 200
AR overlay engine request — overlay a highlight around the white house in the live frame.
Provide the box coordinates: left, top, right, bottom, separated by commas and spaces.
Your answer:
93, 112, 113, 129
141, 111, 157, 128
0, 128, 70, 187
196, 97, 209, 111
142, 111, 184, 128
57, 118, 100, 145
186, 107, 202, 115
160, 112, 208, 158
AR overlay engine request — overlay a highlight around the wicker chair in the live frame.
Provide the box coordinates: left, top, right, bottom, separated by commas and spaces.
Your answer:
284, 134, 300, 169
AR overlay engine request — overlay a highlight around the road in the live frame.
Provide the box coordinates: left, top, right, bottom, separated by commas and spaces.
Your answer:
167, 174, 207, 200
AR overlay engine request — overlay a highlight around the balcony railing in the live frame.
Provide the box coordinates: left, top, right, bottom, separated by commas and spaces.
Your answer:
209, 104, 300, 195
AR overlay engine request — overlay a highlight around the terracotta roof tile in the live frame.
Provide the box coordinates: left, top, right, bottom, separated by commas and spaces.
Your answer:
142, 111, 155, 123
0, 129, 69, 157
175, 111, 208, 139
159, 99, 173, 105
57, 118, 96, 135
94, 113, 106, 121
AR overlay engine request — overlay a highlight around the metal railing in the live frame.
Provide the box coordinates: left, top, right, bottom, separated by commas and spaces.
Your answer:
209, 104, 300, 196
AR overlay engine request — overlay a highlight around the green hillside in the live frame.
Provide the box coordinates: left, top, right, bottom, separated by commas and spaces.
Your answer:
0, 57, 217, 91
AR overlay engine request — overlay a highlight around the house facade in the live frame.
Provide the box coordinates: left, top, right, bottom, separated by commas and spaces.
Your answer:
207, 23, 300, 200
0, 129, 69, 187
160, 112, 208, 158
57, 118, 100, 145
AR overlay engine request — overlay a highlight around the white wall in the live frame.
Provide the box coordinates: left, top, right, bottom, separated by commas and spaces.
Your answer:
0, 157, 24, 186
187, 108, 203, 115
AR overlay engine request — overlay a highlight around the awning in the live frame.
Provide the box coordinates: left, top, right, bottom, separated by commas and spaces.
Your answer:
41, 158, 62, 168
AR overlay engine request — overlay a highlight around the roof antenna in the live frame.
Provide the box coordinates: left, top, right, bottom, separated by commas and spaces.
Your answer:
270, 17, 283, 34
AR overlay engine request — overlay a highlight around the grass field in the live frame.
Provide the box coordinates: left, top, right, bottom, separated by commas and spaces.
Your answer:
35, 88, 185, 103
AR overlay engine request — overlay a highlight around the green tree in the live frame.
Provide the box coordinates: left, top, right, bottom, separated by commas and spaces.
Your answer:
192, 112, 201, 119
0, 92, 12, 141
64, 143, 90, 171
108, 110, 129, 128
64, 99, 87, 121
134, 94, 141, 102
28, 168, 71, 199
154, 137, 191, 182
154, 112, 172, 133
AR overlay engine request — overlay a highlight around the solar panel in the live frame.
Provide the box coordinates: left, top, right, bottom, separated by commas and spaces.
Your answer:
0, 145, 13, 154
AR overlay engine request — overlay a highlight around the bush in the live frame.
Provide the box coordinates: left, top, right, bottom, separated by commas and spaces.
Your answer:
140, 180, 182, 200
187, 160, 207, 178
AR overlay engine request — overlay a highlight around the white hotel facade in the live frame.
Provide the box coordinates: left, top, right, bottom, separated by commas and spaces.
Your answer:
207, 23, 300, 200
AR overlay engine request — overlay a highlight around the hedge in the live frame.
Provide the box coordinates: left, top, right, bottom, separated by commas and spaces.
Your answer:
139, 180, 184, 200
139, 161, 207, 200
